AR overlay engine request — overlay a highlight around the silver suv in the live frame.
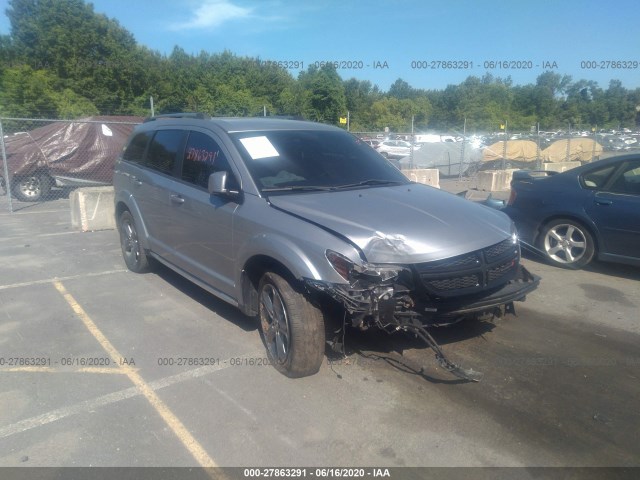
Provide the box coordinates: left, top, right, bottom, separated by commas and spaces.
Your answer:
114, 115, 539, 379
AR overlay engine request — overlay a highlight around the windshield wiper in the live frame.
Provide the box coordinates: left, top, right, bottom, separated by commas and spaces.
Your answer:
261, 185, 335, 192
333, 179, 405, 189
263, 180, 404, 192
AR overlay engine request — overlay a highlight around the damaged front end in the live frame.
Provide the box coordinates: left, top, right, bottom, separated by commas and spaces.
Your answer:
305, 239, 540, 382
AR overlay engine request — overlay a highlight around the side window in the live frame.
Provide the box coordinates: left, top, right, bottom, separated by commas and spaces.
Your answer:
122, 131, 152, 164
181, 131, 239, 190
146, 130, 185, 175
581, 165, 615, 189
608, 162, 640, 195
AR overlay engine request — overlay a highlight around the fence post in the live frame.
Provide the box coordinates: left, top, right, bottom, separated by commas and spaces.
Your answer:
0, 119, 14, 213
536, 124, 542, 170
458, 120, 466, 179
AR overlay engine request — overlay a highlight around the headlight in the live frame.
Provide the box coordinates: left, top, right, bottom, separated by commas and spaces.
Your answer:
326, 250, 354, 281
510, 222, 519, 245
326, 250, 404, 284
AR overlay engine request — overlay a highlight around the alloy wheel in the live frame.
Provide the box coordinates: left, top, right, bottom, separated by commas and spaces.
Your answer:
260, 284, 291, 364
543, 223, 587, 264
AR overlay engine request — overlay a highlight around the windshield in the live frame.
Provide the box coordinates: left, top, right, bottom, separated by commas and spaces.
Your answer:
231, 130, 409, 193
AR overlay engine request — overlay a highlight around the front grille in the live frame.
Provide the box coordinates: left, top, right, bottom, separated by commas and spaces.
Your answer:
418, 252, 480, 272
487, 260, 517, 282
426, 274, 480, 291
414, 238, 519, 297
484, 238, 515, 261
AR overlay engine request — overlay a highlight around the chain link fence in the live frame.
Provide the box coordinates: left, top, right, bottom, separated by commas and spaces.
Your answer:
1, 117, 142, 212
3, 117, 637, 213
354, 129, 638, 182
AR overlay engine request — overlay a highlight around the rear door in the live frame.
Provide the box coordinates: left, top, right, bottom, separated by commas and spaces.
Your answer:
584, 158, 640, 260
134, 129, 187, 257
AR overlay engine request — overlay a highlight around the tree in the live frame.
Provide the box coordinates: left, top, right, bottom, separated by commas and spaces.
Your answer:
343, 78, 381, 131
388, 79, 414, 100
54, 88, 99, 118
604, 80, 634, 128
5, 0, 144, 113
298, 64, 346, 123
0, 65, 58, 117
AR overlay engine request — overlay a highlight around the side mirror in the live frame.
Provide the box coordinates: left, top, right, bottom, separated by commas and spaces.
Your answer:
208, 171, 240, 198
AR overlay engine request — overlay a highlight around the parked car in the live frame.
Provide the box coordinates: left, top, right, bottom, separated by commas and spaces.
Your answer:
503, 155, 640, 269
114, 114, 539, 379
360, 138, 381, 148
375, 140, 420, 159
1, 116, 141, 201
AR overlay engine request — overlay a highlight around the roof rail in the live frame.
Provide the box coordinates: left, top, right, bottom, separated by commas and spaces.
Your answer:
255, 115, 306, 121
144, 113, 210, 123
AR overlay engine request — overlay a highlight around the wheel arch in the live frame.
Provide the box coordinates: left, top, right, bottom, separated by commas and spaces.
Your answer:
239, 255, 300, 317
114, 196, 151, 250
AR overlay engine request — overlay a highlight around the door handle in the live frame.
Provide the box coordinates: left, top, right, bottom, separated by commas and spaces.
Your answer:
131, 175, 142, 186
595, 199, 613, 206
170, 194, 185, 205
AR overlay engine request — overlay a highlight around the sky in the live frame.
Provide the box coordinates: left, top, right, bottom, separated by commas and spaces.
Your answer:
1, 0, 639, 92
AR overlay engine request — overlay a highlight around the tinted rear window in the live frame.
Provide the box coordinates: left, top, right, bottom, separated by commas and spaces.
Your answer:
122, 131, 152, 163
146, 130, 185, 175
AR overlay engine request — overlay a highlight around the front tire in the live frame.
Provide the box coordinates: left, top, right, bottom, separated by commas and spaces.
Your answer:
118, 210, 151, 273
539, 218, 595, 269
13, 174, 52, 202
258, 272, 325, 378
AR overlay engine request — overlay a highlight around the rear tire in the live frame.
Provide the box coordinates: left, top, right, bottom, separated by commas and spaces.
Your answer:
118, 210, 151, 273
538, 218, 595, 269
258, 272, 325, 378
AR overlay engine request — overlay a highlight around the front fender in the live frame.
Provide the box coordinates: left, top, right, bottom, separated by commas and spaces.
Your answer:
236, 231, 348, 284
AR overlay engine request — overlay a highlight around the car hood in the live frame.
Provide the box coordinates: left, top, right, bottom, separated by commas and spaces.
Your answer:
268, 184, 514, 264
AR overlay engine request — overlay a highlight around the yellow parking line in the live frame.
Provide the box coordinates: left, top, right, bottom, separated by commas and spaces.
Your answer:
0, 366, 126, 374
53, 281, 218, 469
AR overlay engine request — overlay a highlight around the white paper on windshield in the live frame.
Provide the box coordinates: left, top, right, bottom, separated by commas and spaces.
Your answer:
240, 136, 279, 159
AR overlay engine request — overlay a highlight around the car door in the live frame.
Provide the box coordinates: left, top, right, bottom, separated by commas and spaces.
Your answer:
378, 141, 391, 155
584, 159, 640, 260
134, 129, 187, 257
391, 141, 404, 156
163, 130, 241, 298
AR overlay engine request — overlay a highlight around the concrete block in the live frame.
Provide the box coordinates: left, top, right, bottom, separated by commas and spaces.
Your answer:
70, 186, 115, 232
476, 169, 516, 192
542, 161, 581, 173
404, 168, 440, 188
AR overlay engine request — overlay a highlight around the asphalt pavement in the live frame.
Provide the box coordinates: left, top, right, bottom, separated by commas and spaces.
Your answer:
0, 191, 639, 475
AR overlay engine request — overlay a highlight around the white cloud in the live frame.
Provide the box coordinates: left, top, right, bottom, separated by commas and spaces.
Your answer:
169, 0, 254, 31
